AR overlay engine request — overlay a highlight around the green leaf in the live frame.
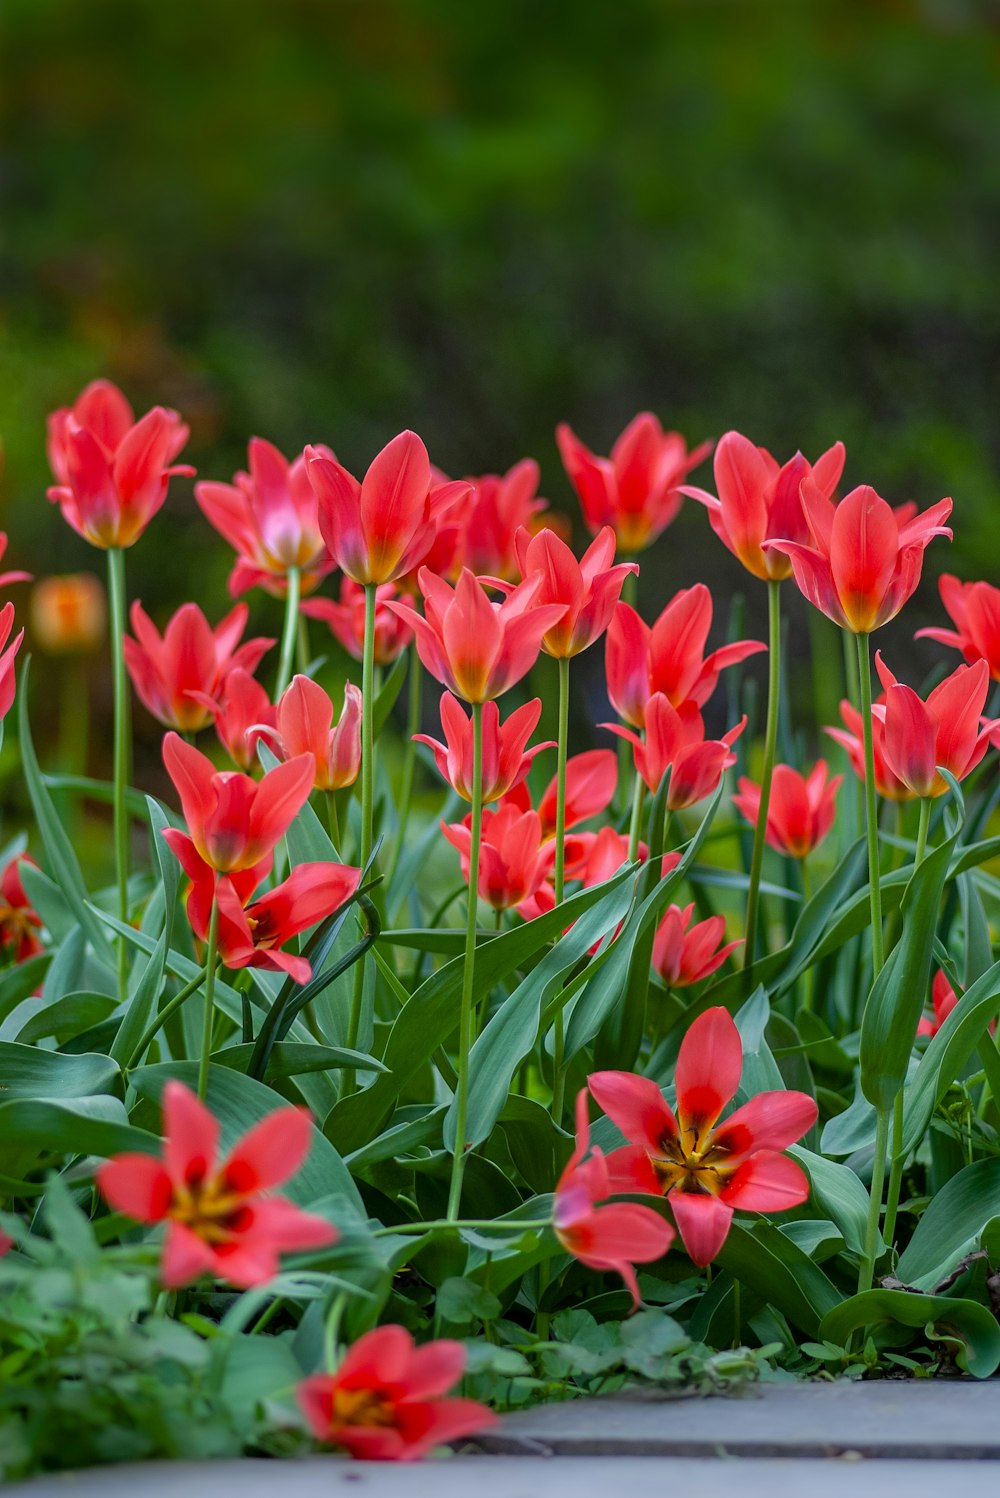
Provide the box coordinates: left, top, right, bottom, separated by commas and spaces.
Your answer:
901, 956, 1000, 1154
129, 1061, 363, 1213
436, 1276, 501, 1324
859, 835, 953, 1110
714, 1218, 842, 1337
789, 1145, 875, 1258
0, 1095, 157, 1166
896, 1157, 1000, 1289
372, 651, 408, 737
818, 1290, 1000, 1378
0, 1042, 119, 1099
0, 954, 51, 1024
213, 1042, 387, 1078
14, 990, 118, 1045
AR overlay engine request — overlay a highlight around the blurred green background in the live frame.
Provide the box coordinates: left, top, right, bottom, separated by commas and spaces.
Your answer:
2, 0, 999, 786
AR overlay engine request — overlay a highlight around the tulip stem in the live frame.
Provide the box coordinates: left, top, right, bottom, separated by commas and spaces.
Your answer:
856, 632, 885, 977
447, 699, 484, 1222
389, 653, 421, 886
344, 584, 378, 1090
326, 790, 341, 853
274, 565, 301, 699
124, 960, 218, 1072
551, 656, 571, 1124
858, 1103, 890, 1295
743, 579, 781, 968
197, 899, 221, 1101
107, 547, 131, 1002
882, 797, 932, 1248
627, 768, 646, 864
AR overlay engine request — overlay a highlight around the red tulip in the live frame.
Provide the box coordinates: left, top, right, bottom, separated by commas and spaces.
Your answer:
297, 1325, 496, 1461
307, 430, 470, 587
454, 458, 551, 579
0, 853, 43, 965
302, 578, 415, 666
557, 413, 711, 553
764, 481, 952, 633
918, 970, 961, 1039
825, 696, 914, 801
604, 694, 745, 808
682, 431, 845, 581
0, 534, 31, 591
208, 667, 276, 772
0, 603, 25, 721
652, 904, 741, 987
590, 1007, 817, 1266
386, 568, 566, 704
733, 761, 841, 859
512, 525, 638, 658
605, 588, 765, 729
195, 438, 334, 598
123, 601, 273, 733
161, 732, 314, 875
553, 1089, 675, 1305
47, 379, 193, 550
442, 803, 557, 915
96, 1080, 336, 1288
917, 574, 1000, 682
415, 692, 551, 804
260, 675, 362, 794
0, 1229, 11, 1257
176, 852, 361, 983
872, 654, 998, 799
520, 748, 619, 839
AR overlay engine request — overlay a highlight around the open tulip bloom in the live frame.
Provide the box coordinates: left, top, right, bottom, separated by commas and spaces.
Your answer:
590, 1009, 817, 1266
302, 577, 415, 665
871, 653, 999, 798
917, 574, 1000, 680
124, 600, 273, 733
733, 761, 841, 859
415, 691, 553, 804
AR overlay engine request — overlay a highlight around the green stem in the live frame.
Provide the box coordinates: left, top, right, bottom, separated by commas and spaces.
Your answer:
615, 561, 638, 815
274, 565, 301, 699
857, 1104, 890, 1295
373, 1217, 550, 1239
856, 632, 885, 976
196, 899, 220, 1101
627, 766, 646, 864
344, 584, 378, 1089
125, 961, 216, 1072
389, 653, 421, 885
107, 547, 131, 1002
743, 579, 781, 967
326, 790, 341, 853
296, 613, 311, 675
551, 656, 571, 1124
447, 700, 484, 1222
883, 796, 932, 1247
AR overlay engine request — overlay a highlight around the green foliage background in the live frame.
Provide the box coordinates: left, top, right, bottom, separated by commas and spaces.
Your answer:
1, 0, 998, 744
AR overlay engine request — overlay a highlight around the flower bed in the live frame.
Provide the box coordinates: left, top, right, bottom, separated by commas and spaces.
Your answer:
3, 391, 1000, 1482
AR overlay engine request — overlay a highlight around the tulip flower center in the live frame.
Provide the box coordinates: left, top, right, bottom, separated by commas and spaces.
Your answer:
168, 1163, 253, 1244
0, 902, 38, 953
332, 1387, 397, 1429
648, 1122, 733, 1197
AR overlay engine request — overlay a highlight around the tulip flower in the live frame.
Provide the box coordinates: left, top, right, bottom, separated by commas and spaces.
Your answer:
30, 573, 105, 654
553, 1089, 675, 1305
917, 575, 1000, 681
386, 568, 566, 704
825, 696, 914, 801
733, 761, 841, 859
0, 854, 43, 965
302, 578, 415, 666
652, 905, 742, 988
96, 1080, 336, 1288
604, 694, 745, 808
307, 430, 470, 588
261, 675, 362, 794
589, 1007, 817, 1266
442, 803, 558, 915
0, 534, 31, 592
0, 603, 25, 722
512, 525, 638, 659
605, 588, 765, 729
557, 413, 711, 553
123, 601, 273, 734
455, 458, 551, 579
177, 854, 361, 983
918, 970, 961, 1039
503, 748, 617, 839
415, 692, 552, 804
207, 667, 277, 772
763, 482, 952, 634
46, 378, 193, 550
161, 732, 314, 875
195, 437, 335, 598
682, 431, 846, 582
297, 1325, 496, 1461
872, 654, 998, 799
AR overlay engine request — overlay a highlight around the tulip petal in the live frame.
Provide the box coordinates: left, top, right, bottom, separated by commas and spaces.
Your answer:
669, 1191, 733, 1267
718, 1150, 812, 1212
588, 1071, 679, 1153
711, 1089, 818, 1157
674, 1006, 743, 1131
